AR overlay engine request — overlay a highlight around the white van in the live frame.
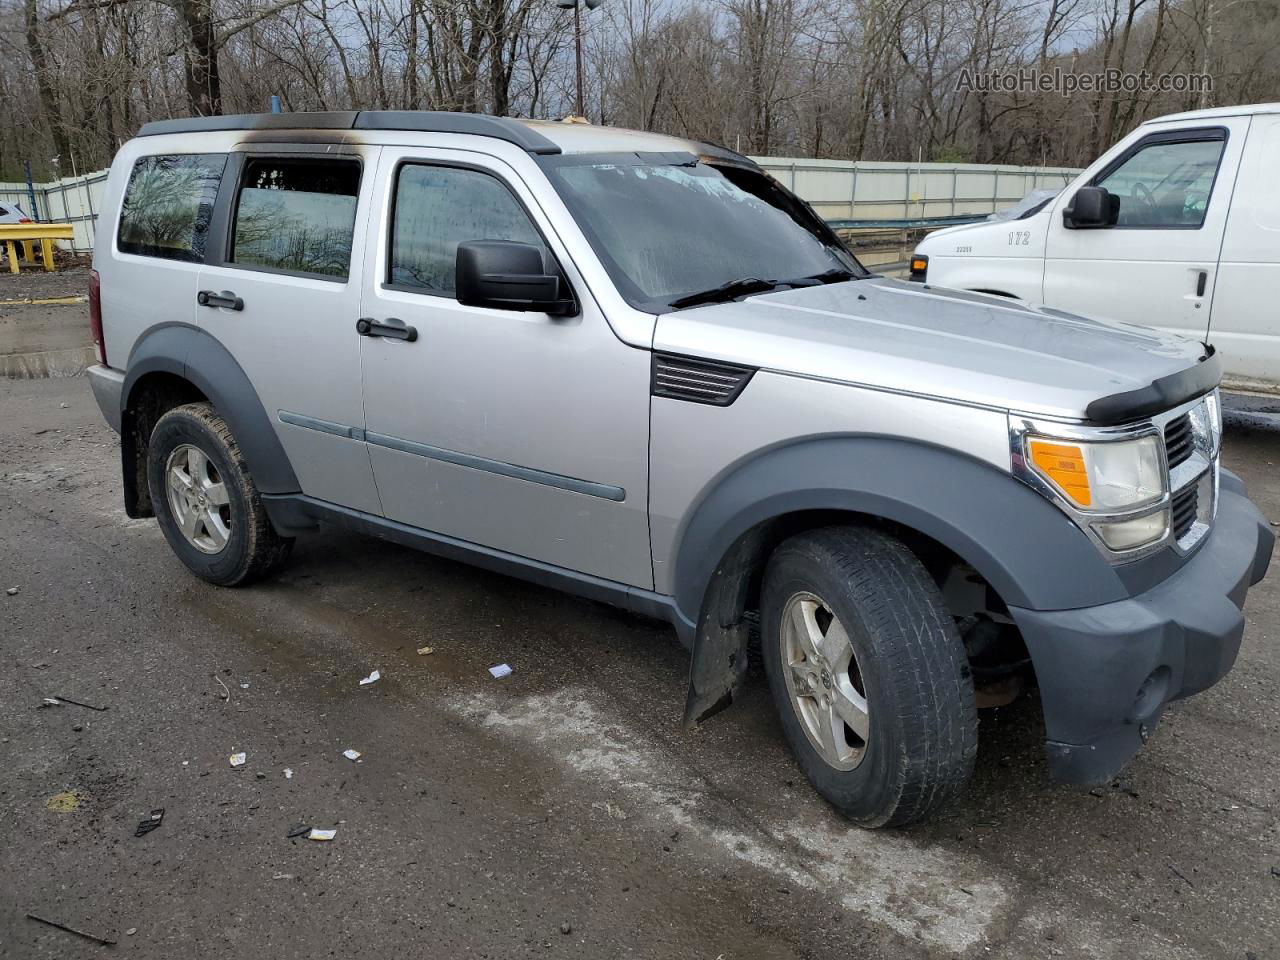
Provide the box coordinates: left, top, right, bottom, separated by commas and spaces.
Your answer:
912, 102, 1280, 393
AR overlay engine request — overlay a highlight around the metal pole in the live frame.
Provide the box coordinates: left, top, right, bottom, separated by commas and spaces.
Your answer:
574, 1, 585, 118
270, 95, 282, 114
23, 160, 39, 221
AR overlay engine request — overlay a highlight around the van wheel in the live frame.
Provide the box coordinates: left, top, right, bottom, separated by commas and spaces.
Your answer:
761, 526, 977, 827
147, 402, 293, 586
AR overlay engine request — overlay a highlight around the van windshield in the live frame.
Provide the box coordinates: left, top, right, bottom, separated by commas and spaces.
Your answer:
544, 155, 865, 312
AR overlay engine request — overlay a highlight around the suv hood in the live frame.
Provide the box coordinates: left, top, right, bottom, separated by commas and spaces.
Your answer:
652, 277, 1209, 421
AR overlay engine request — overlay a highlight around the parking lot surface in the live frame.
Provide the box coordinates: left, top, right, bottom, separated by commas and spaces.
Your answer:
2, 372, 1278, 960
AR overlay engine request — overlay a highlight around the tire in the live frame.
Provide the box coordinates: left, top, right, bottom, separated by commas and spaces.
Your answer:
147, 402, 293, 586
761, 526, 977, 827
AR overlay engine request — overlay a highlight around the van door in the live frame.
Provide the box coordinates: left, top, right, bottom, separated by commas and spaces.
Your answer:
356, 147, 653, 588
197, 144, 382, 515
1210, 114, 1279, 389
1042, 120, 1249, 340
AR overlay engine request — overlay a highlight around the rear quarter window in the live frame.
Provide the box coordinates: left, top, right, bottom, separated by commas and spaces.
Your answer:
117, 154, 226, 262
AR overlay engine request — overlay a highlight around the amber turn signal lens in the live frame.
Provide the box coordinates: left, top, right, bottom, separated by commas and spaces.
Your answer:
910, 256, 928, 275
1027, 439, 1091, 507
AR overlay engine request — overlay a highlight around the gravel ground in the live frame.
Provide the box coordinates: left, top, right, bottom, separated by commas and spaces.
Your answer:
1, 375, 1278, 960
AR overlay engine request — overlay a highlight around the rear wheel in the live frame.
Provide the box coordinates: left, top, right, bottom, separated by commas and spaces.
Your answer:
147, 402, 293, 586
761, 526, 977, 827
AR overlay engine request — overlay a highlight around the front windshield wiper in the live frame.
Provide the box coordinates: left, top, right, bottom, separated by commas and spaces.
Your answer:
777, 267, 858, 286
669, 277, 781, 310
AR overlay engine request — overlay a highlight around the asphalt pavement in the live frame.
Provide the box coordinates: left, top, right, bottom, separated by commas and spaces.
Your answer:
2, 373, 1279, 960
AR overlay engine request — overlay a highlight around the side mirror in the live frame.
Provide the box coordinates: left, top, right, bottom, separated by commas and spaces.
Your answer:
1063, 186, 1119, 229
455, 240, 576, 315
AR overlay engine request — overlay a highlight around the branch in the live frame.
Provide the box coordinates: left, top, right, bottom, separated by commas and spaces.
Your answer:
217, 0, 308, 46
44, 0, 130, 22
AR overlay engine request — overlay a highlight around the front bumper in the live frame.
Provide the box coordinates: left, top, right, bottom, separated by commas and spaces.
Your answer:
86, 363, 124, 433
1010, 476, 1273, 786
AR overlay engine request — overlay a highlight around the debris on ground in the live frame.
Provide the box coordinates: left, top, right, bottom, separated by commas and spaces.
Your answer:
417, 646, 435, 656
134, 809, 164, 837
359, 669, 381, 686
125, 927, 137, 936
342, 749, 362, 762
25, 912, 116, 946
46, 791, 81, 813
6, 586, 18, 596
255, 772, 267, 780
51, 694, 108, 712
229, 752, 247, 768
307, 827, 337, 841
72, 724, 84, 732
286, 824, 311, 839
240, 682, 250, 689
284, 768, 294, 779
38, 698, 61, 708
489, 663, 513, 679
560, 923, 572, 935
214, 676, 230, 701
272, 873, 295, 881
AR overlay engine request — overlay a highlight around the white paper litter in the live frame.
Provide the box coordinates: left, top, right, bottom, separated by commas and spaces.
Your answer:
284, 768, 294, 779
342, 749, 362, 762
41, 697, 61, 706
488, 663, 513, 679
229, 752, 247, 767
307, 828, 337, 841
416, 646, 435, 656
359, 669, 381, 686
240, 682, 250, 689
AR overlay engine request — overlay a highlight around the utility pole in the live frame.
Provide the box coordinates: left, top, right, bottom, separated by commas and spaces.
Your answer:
558, 0, 604, 119
574, 0, 584, 118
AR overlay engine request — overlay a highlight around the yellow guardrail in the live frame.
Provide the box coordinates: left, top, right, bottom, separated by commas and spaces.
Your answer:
0, 223, 76, 273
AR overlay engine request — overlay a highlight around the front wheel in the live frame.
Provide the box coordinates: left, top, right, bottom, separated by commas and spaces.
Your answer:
147, 402, 293, 586
761, 526, 977, 827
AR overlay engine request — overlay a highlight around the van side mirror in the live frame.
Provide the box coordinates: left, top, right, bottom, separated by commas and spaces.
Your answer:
455, 240, 576, 315
1063, 186, 1120, 229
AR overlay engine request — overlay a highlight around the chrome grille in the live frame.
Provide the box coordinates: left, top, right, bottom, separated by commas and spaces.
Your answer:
652, 354, 755, 406
1164, 413, 1193, 469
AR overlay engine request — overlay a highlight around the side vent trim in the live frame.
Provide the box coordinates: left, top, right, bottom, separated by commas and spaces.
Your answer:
652, 353, 756, 406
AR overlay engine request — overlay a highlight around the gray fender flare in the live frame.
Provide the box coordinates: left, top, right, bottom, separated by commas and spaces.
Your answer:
671, 436, 1126, 724
122, 323, 300, 496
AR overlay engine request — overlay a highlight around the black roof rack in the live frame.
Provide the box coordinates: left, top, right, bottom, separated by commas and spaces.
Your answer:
136, 110, 562, 155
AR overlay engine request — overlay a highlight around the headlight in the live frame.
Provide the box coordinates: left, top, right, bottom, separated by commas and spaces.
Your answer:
1014, 426, 1171, 559
1026, 434, 1165, 511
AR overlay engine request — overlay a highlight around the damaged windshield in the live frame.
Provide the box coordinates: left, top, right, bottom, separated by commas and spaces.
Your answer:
544, 154, 865, 312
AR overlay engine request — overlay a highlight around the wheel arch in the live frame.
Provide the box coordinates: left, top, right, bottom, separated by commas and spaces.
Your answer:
673, 435, 1125, 724
120, 323, 299, 517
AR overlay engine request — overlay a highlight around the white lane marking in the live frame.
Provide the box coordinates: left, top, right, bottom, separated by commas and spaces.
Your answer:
450, 688, 1007, 953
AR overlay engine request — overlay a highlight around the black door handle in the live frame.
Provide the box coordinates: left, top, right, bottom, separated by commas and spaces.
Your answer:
356, 317, 418, 342
1196, 271, 1208, 297
198, 289, 243, 311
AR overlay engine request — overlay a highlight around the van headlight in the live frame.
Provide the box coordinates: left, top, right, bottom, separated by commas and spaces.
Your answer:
1013, 423, 1169, 558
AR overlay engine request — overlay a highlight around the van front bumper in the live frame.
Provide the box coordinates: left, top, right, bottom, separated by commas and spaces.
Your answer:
86, 363, 124, 433
1010, 479, 1273, 786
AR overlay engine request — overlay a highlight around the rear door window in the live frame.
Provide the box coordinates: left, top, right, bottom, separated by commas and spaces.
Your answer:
117, 154, 226, 261
231, 158, 360, 279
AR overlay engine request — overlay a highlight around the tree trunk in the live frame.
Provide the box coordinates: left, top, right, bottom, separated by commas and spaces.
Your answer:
24, 0, 71, 163
176, 0, 223, 115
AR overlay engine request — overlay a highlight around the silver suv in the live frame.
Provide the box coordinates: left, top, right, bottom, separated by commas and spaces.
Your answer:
86, 112, 1272, 827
